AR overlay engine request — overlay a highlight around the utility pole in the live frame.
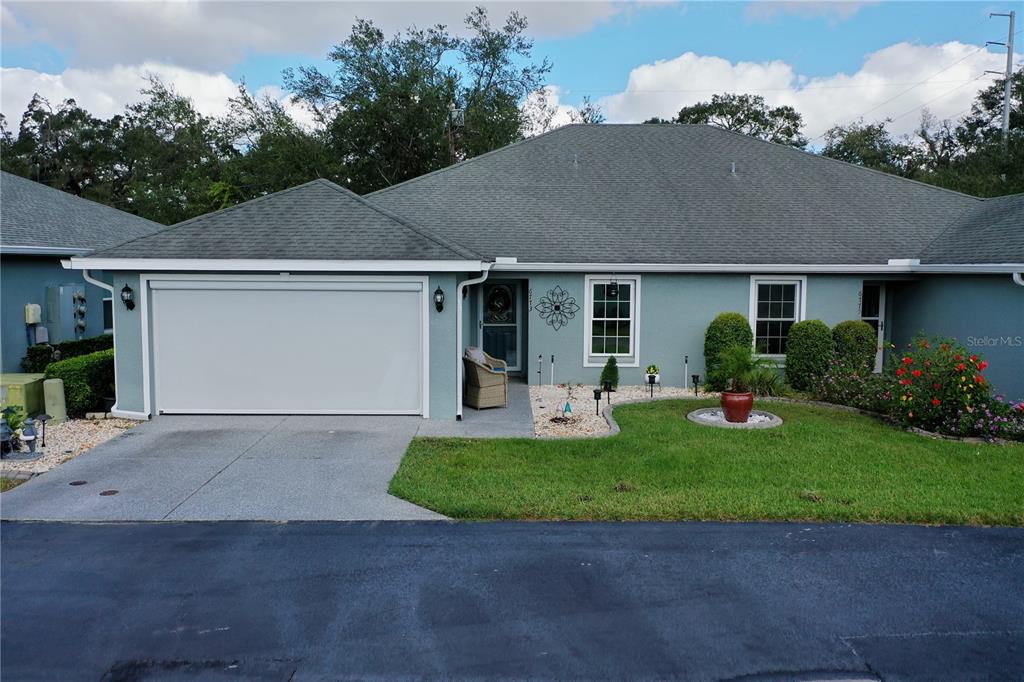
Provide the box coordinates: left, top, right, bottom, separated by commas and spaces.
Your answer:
986, 10, 1016, 149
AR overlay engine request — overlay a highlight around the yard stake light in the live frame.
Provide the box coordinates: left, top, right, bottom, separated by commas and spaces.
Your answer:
602, 380, 612, 405
550, 355, 555, 386
648, 372, 656, 398
692, 375, 701, 396
593, 389, 603, 415
37, 414, 50, 448
684, 355, 689, 390
537, 354, 543, 385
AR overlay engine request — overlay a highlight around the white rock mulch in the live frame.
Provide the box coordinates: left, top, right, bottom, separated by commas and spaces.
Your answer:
0, 418, 137, 476
692, 409, 775, 425
530, 384, 715, 438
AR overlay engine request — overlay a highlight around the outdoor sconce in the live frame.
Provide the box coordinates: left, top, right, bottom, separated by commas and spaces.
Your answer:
121, 284, 136, 311
607, 279, 619, 299
648, 372, 657, 398
593, 388, 603, 416
692, 374, 701, 396
433, 286, 445, 313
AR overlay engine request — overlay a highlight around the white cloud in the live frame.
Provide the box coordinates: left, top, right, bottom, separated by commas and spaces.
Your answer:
744, 1, 876, 23
2, 62, 272, 123
600, 41, 1015, 140
4, 1, 626, 71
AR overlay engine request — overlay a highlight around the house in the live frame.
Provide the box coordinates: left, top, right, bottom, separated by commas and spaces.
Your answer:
63, 125, 1024, 420
0, 171, 163, 372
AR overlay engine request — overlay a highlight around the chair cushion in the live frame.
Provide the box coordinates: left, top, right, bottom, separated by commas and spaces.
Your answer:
466, 347, 487, 364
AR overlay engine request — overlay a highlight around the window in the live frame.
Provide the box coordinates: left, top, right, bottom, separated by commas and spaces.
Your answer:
102, 297, 113, 333
749, 277, 805, 355
585, 275, 640, 364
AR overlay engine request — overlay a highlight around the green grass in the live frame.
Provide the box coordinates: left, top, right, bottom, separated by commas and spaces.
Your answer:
390, 399, 1024, 525
0, 477, 26, 493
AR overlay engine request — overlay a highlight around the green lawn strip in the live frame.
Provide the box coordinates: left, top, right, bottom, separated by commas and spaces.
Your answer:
0, 477, 27, 493
389, 399, 1024, 525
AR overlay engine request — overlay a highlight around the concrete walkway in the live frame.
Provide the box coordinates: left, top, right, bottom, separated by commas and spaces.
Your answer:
0, 415, 446, 521
416, 380, 534, 438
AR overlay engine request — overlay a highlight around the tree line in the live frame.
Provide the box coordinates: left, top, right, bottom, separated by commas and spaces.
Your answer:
1, 6, 1020, 226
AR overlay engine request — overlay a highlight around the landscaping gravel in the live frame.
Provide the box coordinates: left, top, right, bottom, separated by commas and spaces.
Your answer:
530, 384, 716, 438
0, 418, 137, 476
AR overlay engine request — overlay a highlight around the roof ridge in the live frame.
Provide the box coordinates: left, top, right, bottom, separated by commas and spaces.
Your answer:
367, 125, 572, 198
319, 181, 485, 261
86, 179, 330, 257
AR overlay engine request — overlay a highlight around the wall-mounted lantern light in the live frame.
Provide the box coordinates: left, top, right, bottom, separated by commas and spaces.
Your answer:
121, 284, 136, 311
433, 286, 445, 313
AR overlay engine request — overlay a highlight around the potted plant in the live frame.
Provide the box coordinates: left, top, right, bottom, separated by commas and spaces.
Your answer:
645, 364, 660, 385
717, 344, 775, 423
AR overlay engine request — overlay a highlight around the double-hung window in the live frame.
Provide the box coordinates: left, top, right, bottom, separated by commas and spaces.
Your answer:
749, 277, 805, 355
585, 275, 640, 365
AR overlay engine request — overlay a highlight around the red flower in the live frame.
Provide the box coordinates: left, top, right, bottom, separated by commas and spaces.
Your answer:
912, 369, 922, 377
933, 383, 941, 390
975, 375, 985, 385
931, 398, 941, 406
902, 356, 914, 365
954, 354, 962, 361
896, 368, 906, 376
900, 378, 912, 386
978, 360, 989, 371
969, 354, 978, 363
957, 363, 966, 371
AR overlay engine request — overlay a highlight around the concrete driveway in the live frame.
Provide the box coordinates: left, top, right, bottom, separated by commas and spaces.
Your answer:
0, 415, 445, 521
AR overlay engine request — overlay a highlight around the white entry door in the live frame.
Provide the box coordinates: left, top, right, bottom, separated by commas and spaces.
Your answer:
149, 277, 427, 415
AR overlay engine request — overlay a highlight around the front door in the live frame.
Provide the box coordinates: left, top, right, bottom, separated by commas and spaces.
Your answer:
861, 283, 886, 373
481, 281, 521, 371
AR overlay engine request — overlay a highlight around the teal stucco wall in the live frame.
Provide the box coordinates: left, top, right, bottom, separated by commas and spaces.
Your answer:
889, 275, 1024, 401
109, 272, 146, 414
0, 255, 109, 372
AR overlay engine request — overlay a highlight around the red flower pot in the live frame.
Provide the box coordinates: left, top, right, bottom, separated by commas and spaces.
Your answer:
720, 391, 754, 423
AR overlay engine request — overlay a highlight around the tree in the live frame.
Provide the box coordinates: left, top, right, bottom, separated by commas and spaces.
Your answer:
569, 96, 605, 124
821, 118, 920, 177
657, 93, 807, 148
216, 84, 340, 204
284, 7, 550, 193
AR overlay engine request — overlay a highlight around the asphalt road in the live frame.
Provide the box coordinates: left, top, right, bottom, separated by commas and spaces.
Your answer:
2, 521, 1022, 681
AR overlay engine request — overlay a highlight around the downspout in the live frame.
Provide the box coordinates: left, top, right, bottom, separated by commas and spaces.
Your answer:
455, 264, 492, 420
81, 270, 122, 416
1013, 273, 1024, 287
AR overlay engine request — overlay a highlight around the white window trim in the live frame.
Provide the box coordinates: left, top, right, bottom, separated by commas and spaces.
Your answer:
583, 274, 641, 368
102, 296, 113, 333
748, 275, 807, 360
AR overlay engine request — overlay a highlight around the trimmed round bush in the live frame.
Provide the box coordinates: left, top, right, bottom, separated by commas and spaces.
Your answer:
599, 356, 620, 389
704, 312, 753, 391
784, 320, 833, 391
832, 320, 877, 369
44, 349, 114, 417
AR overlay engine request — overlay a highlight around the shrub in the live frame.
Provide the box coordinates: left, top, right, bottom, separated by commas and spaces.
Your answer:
885, 335, 1018, 439
704, 312, 753, 391
44, 349, 115, 417
599, 356, 619, 389
812, 357, 893, 413
750, 367, 783, 397
22, 334, 113, 373
784, 320, 833, 391
833, 320, 877, 368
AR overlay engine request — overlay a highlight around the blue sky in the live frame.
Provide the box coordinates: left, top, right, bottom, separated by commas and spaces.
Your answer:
2, 1, 1018, 140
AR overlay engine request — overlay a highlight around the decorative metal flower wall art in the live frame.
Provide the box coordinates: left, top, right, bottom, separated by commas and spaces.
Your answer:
537, 286, 579, 331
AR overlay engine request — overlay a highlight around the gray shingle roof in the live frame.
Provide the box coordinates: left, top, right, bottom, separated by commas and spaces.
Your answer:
370, 124, 1004, 266
1, 171, 163, 253
88, 179, 482, 261
920, 193, 1024, 264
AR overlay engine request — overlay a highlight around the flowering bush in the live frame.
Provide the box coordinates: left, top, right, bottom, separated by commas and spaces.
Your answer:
811, 358, 892, 413
885, 335, 1019, 439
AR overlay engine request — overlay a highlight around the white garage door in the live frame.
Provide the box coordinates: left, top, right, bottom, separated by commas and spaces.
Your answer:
150, 277, 426, 415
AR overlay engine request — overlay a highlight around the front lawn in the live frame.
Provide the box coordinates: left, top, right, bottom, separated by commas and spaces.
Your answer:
1, 478, 27, 493
390, 400, 1024, 525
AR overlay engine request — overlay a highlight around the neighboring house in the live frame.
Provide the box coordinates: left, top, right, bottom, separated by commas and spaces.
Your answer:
64, 125, 1023, 420
0, 172, 164, 372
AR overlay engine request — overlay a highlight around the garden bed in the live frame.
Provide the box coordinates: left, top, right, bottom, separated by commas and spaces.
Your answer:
391, 399, 1024, 525
0, 418, 136, 477
530, 384, 715, 437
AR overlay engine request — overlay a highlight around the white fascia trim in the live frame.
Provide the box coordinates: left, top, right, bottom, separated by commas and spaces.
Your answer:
3, 245, 92, 256
582, 274, 641, 368
68, 258, 484, 272
490, 262, 1024, 274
